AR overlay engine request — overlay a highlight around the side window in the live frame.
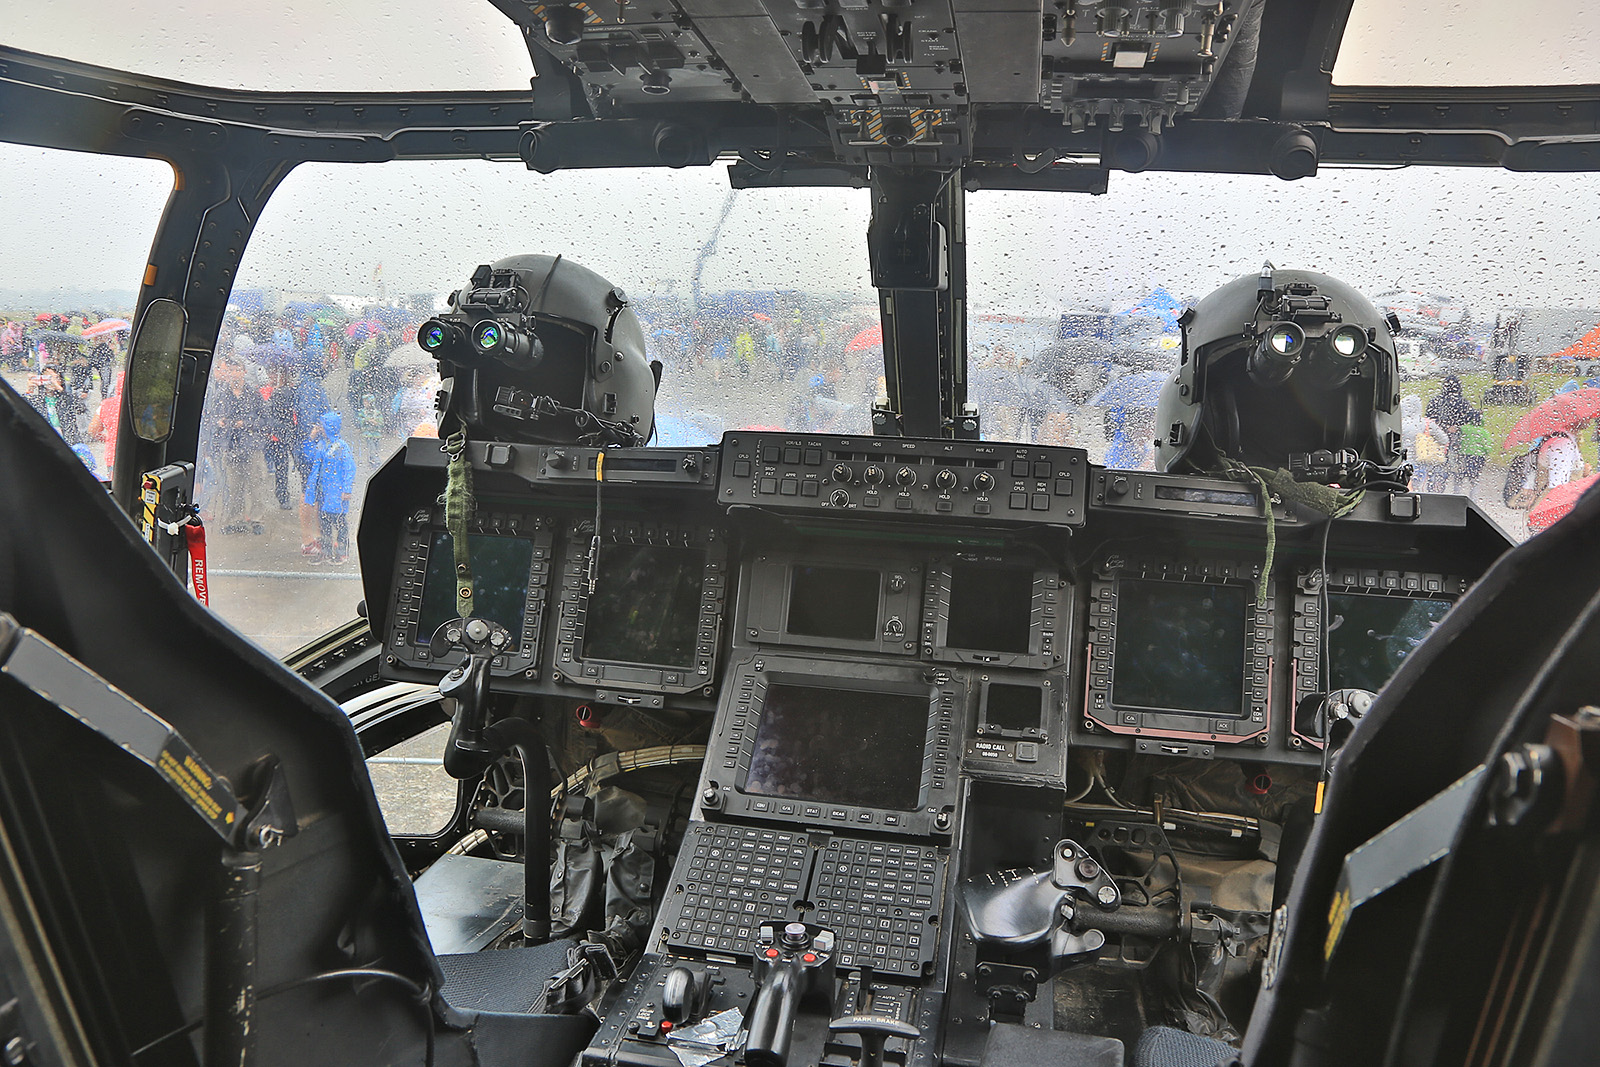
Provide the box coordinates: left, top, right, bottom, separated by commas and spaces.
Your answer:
367, 722, 460, 837
0, 145, 171, 480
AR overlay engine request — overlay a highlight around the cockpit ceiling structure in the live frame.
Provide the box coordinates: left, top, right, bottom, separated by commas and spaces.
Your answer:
3, 0, 1600, 186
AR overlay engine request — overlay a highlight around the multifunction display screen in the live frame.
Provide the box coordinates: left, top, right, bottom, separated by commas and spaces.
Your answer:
418, 533, 534, 640
1111, 579, 1249, 716
583, 544, 706, 668
744, 683, 927, 810
1327, 594, 1451, 693
947, 560, 1033, 654
985, 683, 1044, 733
787, 565, 880, 642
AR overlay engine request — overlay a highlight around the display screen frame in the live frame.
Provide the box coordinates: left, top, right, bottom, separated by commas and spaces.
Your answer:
556, 522, 728, 696
1288, 569, 1467, 750
579, 542, 710, 670
742, 552, 921, 657
417, 530, 538, 642
1081, 557, 1274, 747
709, 659, 959, 835
926, 555, 1063, 670
978, 679, 1049, 739
740, 680, 933, 811
380, 513, 554, 691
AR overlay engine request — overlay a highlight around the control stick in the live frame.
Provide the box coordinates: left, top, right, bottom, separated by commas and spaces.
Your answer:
434, 616, 551, 941
436, 616, 511, 780
744, 922, 836, 1067
660, 964, 708, 1025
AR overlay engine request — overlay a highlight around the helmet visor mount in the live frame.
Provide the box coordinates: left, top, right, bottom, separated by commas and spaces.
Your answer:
1245, 283, 1375, 390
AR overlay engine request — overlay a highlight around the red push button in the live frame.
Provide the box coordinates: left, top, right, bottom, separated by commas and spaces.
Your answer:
802, 953, 817, 963
765, 948, 780, 959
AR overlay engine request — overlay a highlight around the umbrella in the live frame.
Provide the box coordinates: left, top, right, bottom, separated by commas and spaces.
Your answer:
750, 312, 772, 322
82, 319, 130, 338
31, 330, 88, 346
1528, 471, 1600, 533
1090, 370, 1168, 409
1501, 388, 1600, 450
846, 325, 883, 353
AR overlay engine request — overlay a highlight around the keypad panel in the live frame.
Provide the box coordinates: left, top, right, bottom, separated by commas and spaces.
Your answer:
659, 824, 945, 979
666, 824, 809, 955
813, 838, 943, 976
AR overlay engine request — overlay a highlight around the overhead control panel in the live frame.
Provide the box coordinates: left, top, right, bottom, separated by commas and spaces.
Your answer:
719, 432, 1087, 526
491, 0, 1254, 169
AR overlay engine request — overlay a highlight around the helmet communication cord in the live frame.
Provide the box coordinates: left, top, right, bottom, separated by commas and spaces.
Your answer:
443, 428, 476, 619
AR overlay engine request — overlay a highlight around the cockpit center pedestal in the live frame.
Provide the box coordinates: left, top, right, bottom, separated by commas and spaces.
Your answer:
359, 430, 1508, 1067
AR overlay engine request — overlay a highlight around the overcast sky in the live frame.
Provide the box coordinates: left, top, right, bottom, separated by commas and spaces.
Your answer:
4, 1, 1600, 316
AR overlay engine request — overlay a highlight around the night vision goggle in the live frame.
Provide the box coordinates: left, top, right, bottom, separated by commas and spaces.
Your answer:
1244, 265, 1377, 389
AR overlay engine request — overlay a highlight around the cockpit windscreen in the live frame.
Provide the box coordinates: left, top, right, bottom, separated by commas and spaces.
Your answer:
583, 544, 706, 668
947, 560, 1033, 654
419, 533, 534, 639
1327, 594, 1452, 692
744, 683, 926, 810
1112, 579, 1248, 716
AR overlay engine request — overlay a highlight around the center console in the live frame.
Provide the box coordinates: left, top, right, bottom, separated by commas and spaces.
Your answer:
362, 429, 1510, 1067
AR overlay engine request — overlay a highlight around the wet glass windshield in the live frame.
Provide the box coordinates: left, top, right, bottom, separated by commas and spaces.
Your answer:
6, 146, 1599, 651
1334, 0, 1600, 86
0, 145, 171, 478
195, 161, 876, 651
966, 167, 1600, 545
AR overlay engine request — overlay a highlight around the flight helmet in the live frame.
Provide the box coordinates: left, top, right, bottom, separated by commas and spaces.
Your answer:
1154, 266, 1404, 484
417, 254, 657, 446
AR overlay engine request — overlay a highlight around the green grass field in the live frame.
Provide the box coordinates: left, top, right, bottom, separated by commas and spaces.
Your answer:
1404, 370, 1599, 470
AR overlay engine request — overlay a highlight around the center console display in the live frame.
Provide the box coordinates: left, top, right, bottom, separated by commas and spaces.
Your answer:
1083, 556, 1272, 746
745, 683, 927, 811
923, 553, 1064, 669
703, 656, 962, 836
556, 521, 727, 697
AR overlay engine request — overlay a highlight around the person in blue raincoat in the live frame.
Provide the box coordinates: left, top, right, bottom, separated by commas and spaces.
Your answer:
291, 342, 333, 555
303, 410, 356, 564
